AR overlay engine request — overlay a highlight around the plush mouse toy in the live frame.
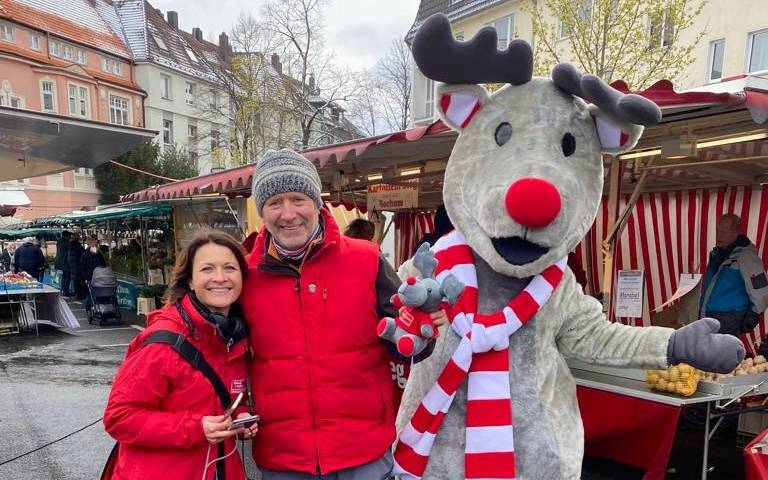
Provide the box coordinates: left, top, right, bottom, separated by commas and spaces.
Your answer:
378, 243, 464, 356
392, 14, 745, 480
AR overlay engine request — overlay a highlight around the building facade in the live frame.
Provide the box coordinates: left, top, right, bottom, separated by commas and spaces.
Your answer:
113, 1, 231, 175
408, 0, 768, 126
0, 0, 146, 219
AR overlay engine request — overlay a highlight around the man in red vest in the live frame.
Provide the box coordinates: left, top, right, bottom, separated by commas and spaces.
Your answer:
240, 149, 434, 479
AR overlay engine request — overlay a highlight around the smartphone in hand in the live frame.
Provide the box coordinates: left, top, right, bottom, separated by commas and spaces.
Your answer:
229, 414, 260, 430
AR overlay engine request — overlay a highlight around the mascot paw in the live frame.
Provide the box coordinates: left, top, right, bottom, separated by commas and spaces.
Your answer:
377, 317, 396, 340
668, 318, 746, 373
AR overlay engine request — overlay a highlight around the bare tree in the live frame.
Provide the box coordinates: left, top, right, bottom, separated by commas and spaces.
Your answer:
346, 38, 412, 136
262, 0, 360, 148
376, 37, 412, 132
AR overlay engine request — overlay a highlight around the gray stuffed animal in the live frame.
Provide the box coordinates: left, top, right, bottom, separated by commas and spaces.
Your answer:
378, 242, 464, 356
392, 14, 745, 480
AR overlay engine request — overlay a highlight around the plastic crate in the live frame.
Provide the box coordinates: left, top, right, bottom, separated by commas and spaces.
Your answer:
0, 281, 43, 291
740, 403, 768, 436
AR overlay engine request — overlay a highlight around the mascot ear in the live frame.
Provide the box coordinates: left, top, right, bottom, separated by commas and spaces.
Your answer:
589, 105, 644, 155
436, 83, 490, 131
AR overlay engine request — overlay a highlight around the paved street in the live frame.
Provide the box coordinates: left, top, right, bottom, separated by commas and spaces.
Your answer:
0, 300, 259, 479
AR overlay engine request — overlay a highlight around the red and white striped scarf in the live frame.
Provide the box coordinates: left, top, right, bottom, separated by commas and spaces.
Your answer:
393, 230, 567, 480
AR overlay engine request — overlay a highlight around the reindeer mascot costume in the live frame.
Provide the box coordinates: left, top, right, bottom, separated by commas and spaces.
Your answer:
390, 14, 746, 480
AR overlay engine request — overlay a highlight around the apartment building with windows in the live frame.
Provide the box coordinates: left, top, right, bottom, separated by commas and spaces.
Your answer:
112, 1, 231, 175
0, 0, 146, 219
408, 0, 768, 126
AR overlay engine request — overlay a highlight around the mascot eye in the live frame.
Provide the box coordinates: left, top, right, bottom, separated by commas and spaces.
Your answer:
495, 122, 513, 146
561, 132, 576, 157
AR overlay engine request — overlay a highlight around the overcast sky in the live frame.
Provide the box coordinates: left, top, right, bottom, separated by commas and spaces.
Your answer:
150, 0, 419, 70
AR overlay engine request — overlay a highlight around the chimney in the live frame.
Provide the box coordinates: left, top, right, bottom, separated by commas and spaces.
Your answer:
218, 32, 230, 59
167, 11, 178, 30
308, 73, 316, 94
192, 27, 203, 42
270, 53, 282, 74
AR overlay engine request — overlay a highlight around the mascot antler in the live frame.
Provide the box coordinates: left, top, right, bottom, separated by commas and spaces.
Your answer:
552, 63, 661, 126
411, 13, 533, 85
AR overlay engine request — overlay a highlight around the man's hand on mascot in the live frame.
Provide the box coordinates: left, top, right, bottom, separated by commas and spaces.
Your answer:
667, 318, 745, 373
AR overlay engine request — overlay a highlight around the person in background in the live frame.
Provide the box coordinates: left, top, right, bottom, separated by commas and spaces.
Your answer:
103, 230, 254, 480
56, 231, 72, 294
415, 204, 453, 248
700, 214, 768, 337
66, 233, 85, 299
1, 242, 11, 272
80, 235, 106, 285
344, 218, 376, 242
13, 236, 45, 281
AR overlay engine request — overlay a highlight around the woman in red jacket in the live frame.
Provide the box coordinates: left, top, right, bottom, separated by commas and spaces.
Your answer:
104, 230, 256, 480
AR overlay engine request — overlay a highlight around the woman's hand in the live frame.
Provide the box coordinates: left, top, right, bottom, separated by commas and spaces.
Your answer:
201, 414, 239, 444
430, 309, 449, 329
236, 412, 259, 440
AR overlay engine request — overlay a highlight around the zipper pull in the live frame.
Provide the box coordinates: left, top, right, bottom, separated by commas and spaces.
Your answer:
322, 287, 327, 301
294, 278, 300, 292
227, 337, 233, 352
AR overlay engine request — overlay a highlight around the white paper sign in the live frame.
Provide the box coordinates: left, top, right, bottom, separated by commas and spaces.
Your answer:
615, 270, 645, 318
654, 273, 702, 313
367, 182, 418, 211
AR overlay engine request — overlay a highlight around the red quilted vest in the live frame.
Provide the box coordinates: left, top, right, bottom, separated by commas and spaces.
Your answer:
241, 209, 395, 474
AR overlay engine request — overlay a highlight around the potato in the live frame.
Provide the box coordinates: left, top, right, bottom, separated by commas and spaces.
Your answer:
749, 367, 759, 375
756, 355, 766, 365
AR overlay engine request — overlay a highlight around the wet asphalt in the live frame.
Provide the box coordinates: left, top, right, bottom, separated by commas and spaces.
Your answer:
0, 299, 260, 480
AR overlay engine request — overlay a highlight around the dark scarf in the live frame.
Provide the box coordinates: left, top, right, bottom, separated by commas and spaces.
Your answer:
708, 234, 751, 275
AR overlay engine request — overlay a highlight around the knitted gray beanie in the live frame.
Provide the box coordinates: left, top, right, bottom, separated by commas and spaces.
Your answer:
252, 149, 322, 214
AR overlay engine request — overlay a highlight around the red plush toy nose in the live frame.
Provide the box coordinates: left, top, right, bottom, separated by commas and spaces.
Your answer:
504, 178, 562, 228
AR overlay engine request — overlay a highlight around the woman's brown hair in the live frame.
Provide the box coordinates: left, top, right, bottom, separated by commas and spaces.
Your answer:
163, 229, 248, 305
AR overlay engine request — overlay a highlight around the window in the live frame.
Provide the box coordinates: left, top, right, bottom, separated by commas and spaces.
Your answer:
112, 61, 121, 75
76, 49, 86, 65
68, 84, 89, 118
0, 23, 14, 42
29, 34, 40, 51
185, 82, 195, 105
64, 45, 73, 60
209, 90, 218, 109
102, 57, 111, 72
188, 124, 198, 140
109, 94, 129, 125
454, 31, 464, 41
75, 168, 94, 176
160, 74, 172, 100
708, 39, 725, 82
50, 41, 60, 57
185, 47, 199, 62
649, 8, 675, 48
747, 29, 768, 73
190, 151, 199, 169
425, 78, 435, 118
41, 80, 55, 112
487, 15, 514, 50
10, 96, 22, 108
151, 33, 167, 50
163, 119, 173, 145
0, 96, 4, 106
211, 129, 220, 151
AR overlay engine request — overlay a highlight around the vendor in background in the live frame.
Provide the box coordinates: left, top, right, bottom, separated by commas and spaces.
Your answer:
1, 242, 11, 272
66, 233, 85, 299
13, 236, 46, 281
56, 231, 71, 293
700, 214, 768, 337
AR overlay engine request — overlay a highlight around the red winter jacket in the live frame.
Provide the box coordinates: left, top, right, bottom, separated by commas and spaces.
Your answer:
241, 209, 396, 475
103, 294, 250, 480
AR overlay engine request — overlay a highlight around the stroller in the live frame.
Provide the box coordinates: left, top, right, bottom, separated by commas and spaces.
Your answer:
87, 266, 121, 326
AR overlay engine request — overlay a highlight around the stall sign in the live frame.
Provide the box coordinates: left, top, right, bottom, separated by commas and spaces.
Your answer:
116, 279, 139, 310
367, 182, 418, 211
614, 270, 645, 318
